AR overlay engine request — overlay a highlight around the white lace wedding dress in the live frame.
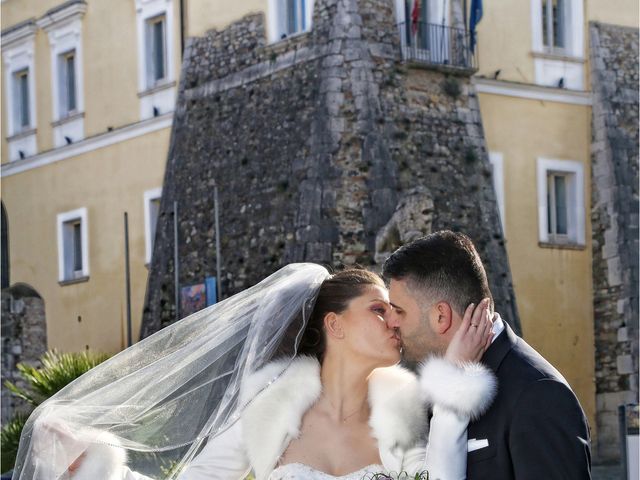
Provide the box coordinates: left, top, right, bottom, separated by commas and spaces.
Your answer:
269, 463, 386, 479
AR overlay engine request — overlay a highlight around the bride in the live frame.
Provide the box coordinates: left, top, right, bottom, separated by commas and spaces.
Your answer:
14, 264, 495, 480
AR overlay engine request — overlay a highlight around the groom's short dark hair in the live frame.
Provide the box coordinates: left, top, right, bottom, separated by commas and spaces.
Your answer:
382, 230, 493, 316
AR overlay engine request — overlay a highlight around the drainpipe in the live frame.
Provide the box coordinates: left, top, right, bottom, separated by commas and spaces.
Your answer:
179, 0, 186, 57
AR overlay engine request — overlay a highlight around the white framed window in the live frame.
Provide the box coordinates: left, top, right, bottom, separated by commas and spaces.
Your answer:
58, 49, 77, 116
2, 20, 38, 161
268, 0, 314, 42
488, 152, 505, 231
37, 1, 86, 147
145, 14, 167, 88
13, 68, 31, 129
541, 0, 567, 53
135, 0, 176, 119
57, 207, 90, 282
144, 188, 162, 264
530, 0, 584, 89
536, 158, 585, 246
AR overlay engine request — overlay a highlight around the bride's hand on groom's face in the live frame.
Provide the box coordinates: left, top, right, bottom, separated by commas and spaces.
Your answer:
444, 298, 494, 364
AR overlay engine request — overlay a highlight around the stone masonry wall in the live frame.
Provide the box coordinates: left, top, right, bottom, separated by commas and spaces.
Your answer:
141, 0, 519, 337
1, 284, 47, 424
589, 21, 639, 461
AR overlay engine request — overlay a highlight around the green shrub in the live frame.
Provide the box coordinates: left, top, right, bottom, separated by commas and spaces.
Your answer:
0, 414, 27, 473
1, 350, 110, 473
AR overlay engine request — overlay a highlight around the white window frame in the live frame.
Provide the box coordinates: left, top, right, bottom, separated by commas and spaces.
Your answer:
57, 207, 90, 282
536, 158, 585, 246
541, 0, 568, 53
135, 0, 176, 119
144, 188, 162, 265
531, 0, 582, 57
488, 152, 505, 231
145, 14, 168, 88
58, 49, 78, 116
530, 0, 584, 90
135, 0, 175, 92
2, 22, 37, 138
267, 0, 314, 43
37, 1, 86, 146
12, 68, 31, 129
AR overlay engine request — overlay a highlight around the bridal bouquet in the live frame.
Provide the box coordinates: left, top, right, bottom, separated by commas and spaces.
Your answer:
366, 471, 430, 479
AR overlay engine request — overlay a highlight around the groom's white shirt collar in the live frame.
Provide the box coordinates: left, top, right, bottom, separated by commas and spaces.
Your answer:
491, 312, 505, 343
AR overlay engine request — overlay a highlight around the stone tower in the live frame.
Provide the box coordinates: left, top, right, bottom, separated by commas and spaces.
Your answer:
140, 0, 519, 337
589, 21, 639, 461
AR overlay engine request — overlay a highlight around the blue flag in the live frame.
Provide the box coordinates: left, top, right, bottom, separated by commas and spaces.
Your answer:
469, 0, 483, 53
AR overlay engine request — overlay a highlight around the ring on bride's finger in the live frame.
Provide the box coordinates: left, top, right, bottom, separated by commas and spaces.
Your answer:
471, 324, 479, 328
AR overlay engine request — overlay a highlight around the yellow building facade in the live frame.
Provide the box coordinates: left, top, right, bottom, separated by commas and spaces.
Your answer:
474, 0, 637, 445
1, 0, 270, 352
2, 0, 638, 456
1, 0, 183, 352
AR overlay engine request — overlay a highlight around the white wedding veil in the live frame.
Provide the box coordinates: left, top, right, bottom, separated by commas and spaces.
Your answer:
12, 263, 331, 480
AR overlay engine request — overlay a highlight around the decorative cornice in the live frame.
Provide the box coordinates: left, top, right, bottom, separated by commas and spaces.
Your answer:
473, 77, 592, 106
36, 0, 87, 31
1, 113, 173, 177
1, 19, 37, 47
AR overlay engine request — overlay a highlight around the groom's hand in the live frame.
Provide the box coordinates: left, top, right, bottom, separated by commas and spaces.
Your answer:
444, 298, 493, 363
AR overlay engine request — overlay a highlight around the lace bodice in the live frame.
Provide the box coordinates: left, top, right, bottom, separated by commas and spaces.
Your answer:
268, 463, 385, 480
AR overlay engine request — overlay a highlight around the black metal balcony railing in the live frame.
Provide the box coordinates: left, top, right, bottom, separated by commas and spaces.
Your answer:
397, 21, 477, 71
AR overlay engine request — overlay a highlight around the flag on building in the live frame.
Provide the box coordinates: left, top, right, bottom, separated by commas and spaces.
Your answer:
469, 0, 483, 52
411, 0, 421, 35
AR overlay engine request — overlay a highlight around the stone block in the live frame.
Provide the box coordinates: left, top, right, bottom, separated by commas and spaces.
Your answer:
617, 354, 634, 374
346, 25, 361, 39
323, 54, 345, 68
607, 256, 623, 286
618, 326, 629, 342
602, 238, 618, 259
617, 299, 628, 314
306, 242, 333, 262
321, 77, 343, 93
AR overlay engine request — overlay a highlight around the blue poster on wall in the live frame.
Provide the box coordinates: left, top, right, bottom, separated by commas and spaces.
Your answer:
205, 277, 217, 306
181, 284, 206, 316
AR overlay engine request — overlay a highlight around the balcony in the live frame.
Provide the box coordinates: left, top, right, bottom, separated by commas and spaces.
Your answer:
397, 21, 478, 74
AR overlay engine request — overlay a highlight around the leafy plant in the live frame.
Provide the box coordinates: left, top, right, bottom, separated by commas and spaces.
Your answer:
0, 414, 27, 472
1, 350, 110, 473
442, 77, 461, 98
4, 350, 110, 407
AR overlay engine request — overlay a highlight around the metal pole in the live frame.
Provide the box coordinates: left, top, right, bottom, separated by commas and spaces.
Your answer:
174, 201, 180, 323
463, 0, 468, 34
214, 184, 222, 300
619, 404, 628, 479
124, 212, 132, 347
179, 0, 186, 57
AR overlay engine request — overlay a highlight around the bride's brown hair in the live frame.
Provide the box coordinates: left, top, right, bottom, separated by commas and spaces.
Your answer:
297, 268, 385, 362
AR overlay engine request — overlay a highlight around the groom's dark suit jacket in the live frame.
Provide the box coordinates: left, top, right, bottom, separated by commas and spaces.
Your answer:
466, 321, 591, 480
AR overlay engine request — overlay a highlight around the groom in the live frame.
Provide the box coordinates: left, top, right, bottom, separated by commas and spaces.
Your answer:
383, 230, 591, 479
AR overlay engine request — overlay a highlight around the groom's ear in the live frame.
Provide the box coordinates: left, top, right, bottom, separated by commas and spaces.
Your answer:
433, 302, 453, 335
324, 312, 345, 339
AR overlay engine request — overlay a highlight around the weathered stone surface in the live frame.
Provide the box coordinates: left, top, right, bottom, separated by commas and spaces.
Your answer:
590, 21, 639, 462
141, 0, 519, 339
1, 284, 47, 423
